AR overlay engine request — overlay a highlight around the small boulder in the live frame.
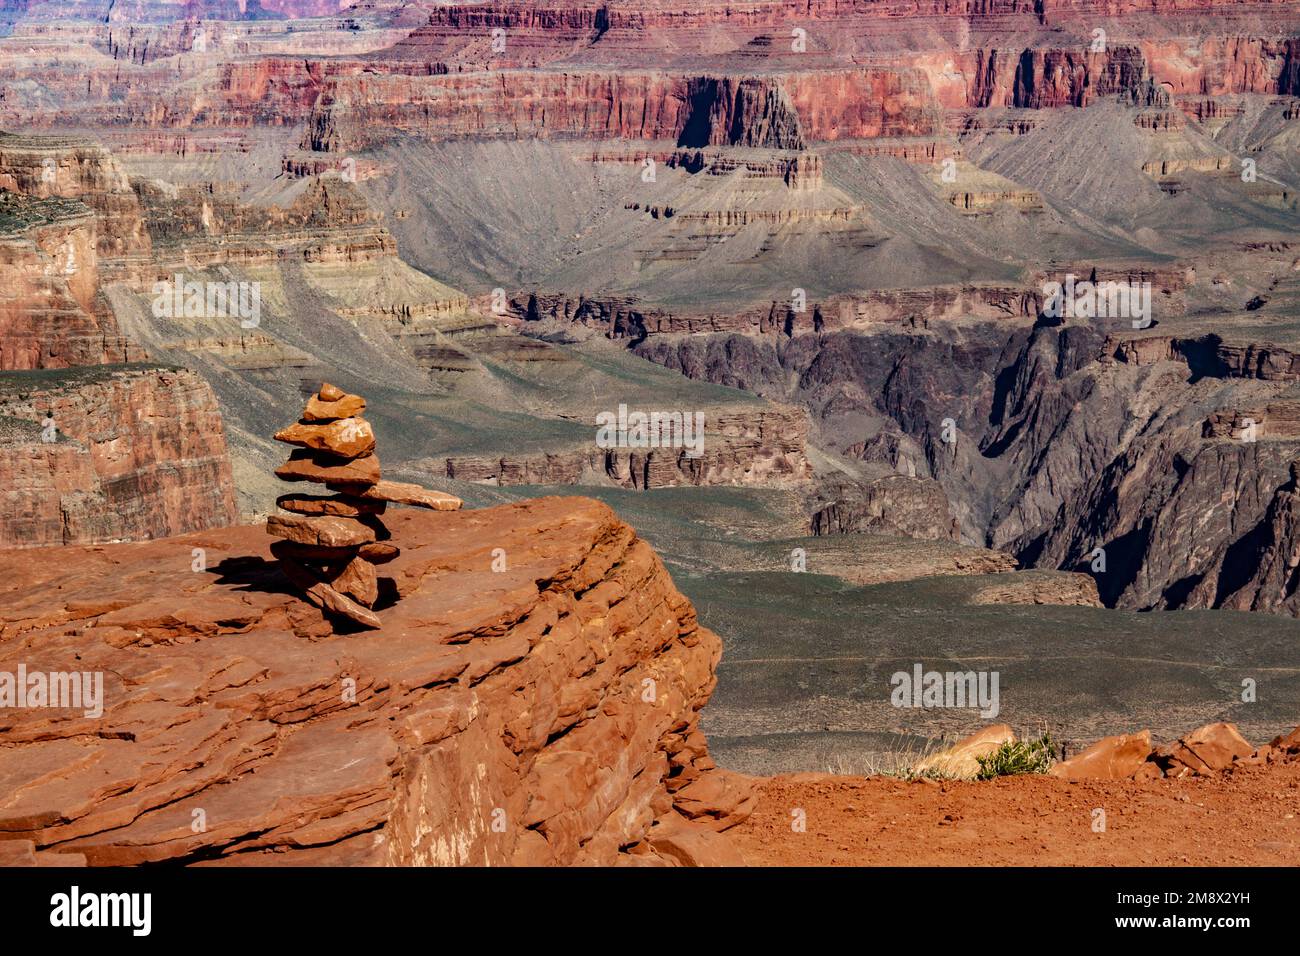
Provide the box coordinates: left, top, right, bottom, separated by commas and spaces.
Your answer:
276, 449, 381, 487
326, 554, 379, 608
277, 494, 386, 517
1154, 722, 1253, 776
1270, 725, 1300, 755
1048, 730, 1153, 780
358, 542, 401, 565
333, 479, 463, 511
914, 724, 1016, 779
646, 818, 746, 867
672, 770, 759, 831
303, 392, 367, 422
277, 554, 381, 629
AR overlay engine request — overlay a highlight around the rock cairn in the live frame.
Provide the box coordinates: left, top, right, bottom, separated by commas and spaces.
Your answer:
268, 382, 461, 629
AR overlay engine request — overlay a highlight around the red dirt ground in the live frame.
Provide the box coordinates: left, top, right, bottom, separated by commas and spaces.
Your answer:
731, 763, 1300, 865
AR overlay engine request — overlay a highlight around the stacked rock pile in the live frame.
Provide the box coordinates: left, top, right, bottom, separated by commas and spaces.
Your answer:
267, 381, 461, 628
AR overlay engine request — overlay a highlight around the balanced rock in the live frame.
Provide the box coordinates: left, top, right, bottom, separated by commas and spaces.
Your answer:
326, 554, 380, 608
277, 553, 382, 629
331, 479, 463, 510
267, 383, 461, 631
275, 417, 376, 459
276, 448, 381, 487
267, 513, 377, 548
303, 383, 366, 422
270, 540, 360, 563
358, 542, 401, 564
277, 493, 386, 517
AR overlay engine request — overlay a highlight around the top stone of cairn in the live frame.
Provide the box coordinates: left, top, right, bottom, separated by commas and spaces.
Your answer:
303, 382, 366, 423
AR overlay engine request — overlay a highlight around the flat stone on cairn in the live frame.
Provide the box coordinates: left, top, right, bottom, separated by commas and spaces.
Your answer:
266, 382, 463, 629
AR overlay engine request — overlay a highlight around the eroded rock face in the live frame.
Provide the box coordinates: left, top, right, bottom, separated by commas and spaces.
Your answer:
810, 475, 959, 541
0, 497, 750, 865
5, 1, 1294, 144
0, 194, 136, 370
0, 365, 237, 547
617, 296, 1300, 618
0, 133, 152, 280
442, 406, 812, 490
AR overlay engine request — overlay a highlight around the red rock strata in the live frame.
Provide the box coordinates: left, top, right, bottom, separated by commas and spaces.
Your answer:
0, 132, 152, 281
0, 194, 142, 370
5, 2, 1294, 144
0, 497, 754, 865
0, 365, 237, 548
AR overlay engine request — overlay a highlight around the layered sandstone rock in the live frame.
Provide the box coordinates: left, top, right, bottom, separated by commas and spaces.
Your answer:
3, 1, 1296, 141
0, 133, 152, 281
0, 192, 143, 370
305, 67, 943, 152
0, 365, 236, 547
441, 406, 811, 490
967, 570, 1103, 606
0, 496, 752, 866
520, 285, 1040, 342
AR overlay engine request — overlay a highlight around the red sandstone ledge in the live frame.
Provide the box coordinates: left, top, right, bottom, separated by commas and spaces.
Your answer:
0, 497, 754, 866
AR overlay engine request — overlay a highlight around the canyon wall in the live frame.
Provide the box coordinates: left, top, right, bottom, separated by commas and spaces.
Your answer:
4, 2, 1295, 144
0, 134, 242, 548
441, 406, 812, 489
0, 365, 237, 548
0, 194, 145, 369
305, 68, 941, 152
0, 133, 152, 279
603, 299, 1300, 617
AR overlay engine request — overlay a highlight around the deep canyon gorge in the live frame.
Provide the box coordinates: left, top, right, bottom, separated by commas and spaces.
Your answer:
0, 0, 1298, 871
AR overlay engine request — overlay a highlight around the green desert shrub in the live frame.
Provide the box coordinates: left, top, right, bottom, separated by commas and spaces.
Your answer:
975, 733, 1056, 780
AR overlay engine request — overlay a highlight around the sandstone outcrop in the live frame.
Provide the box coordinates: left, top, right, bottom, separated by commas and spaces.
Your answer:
0, 496, 753, 865
967, 571, 1103, 607
810, 475, 959, 541
268, 383, 463, 630
618, 290, 1300, 619
0, 192, 141, 370
0, 132, 151, 280
1152, 722, 1255, 777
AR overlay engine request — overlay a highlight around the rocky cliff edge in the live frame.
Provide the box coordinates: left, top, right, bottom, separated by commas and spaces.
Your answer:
0, 497, 755, 866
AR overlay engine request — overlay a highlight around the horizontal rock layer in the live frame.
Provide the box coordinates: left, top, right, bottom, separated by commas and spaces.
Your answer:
0, 365, 237, 547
